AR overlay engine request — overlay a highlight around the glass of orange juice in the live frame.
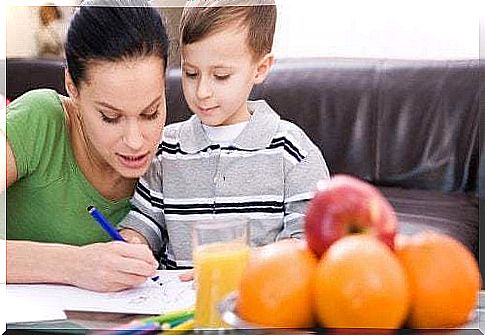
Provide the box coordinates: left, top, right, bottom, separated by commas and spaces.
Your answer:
193, 218, 249, 329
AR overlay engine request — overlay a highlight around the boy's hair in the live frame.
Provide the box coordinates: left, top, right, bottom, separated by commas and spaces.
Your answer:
180, 0, 276, 59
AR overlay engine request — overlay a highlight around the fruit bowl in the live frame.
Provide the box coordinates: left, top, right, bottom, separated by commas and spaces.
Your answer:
219, 291, 259, 329
219, 291, 317, 333
219, 291, 482, 331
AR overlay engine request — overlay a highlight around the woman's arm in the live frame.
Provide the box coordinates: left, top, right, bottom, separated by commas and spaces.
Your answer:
7, 240, 159, 292
6, 139, 18, 190
5, 140, 158, 292
7, 240, 78, 284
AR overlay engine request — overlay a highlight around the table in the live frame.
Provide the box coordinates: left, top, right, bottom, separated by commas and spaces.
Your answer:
6, 292, 485, 334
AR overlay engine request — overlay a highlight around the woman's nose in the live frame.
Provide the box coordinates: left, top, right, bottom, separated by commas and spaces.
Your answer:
123, 120, 144, 150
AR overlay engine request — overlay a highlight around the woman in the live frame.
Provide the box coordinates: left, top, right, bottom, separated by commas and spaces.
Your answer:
5, 1, 169, 292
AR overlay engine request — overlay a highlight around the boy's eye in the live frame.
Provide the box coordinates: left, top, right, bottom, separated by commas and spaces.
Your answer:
99, 111, 120, 124
184, 71, 197, 78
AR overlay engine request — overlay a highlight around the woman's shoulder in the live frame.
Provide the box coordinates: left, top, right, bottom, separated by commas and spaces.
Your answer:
6, 89, 71, 181
7, 88, 65, 122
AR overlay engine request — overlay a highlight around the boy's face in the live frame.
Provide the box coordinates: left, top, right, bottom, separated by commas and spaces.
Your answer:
181, 24, 272, 127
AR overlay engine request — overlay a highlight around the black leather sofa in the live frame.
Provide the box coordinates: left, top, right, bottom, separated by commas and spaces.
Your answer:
6, 57, 482, 262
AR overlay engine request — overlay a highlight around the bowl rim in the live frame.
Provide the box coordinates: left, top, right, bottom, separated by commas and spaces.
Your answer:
219, 291, 267, 329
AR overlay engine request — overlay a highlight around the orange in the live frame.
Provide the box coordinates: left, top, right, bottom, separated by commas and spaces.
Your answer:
325, 330, 397, 335
395, 232, 480, 328
236, 239, 318, 327
314, 235, 410, 328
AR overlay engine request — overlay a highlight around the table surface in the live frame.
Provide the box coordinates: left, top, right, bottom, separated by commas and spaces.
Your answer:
7, 291, 485, 334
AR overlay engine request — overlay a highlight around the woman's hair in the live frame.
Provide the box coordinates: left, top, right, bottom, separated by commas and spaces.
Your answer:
180, 0, 276, 60
65, 0, 169, 87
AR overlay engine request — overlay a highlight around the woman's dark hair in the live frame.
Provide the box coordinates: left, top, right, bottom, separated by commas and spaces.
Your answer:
65, 0, 169, 87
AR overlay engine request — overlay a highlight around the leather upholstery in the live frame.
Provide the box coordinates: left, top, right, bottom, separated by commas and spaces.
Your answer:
166, 58, 481, 195
6, 57, 481, 259
6, 58, 67, 99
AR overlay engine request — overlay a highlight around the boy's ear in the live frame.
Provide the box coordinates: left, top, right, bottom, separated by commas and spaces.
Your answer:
64, 69, 79, 101
254, 53, 275, 85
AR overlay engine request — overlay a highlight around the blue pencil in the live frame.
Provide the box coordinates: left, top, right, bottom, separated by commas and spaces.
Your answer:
88, 206, 125, 241
111, 321, 160, 335
87, 205, 159, 282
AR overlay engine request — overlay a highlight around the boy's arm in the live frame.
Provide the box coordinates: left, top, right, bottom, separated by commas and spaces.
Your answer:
277, 143, 330, 240
119, 228, 149, 244
118, 158, 166, 258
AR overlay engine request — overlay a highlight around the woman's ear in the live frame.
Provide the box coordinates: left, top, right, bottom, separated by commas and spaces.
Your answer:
254, 53, 275, 85
64, 69, 79, 101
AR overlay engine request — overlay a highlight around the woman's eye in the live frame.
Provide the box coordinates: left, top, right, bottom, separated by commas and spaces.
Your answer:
214, 74, 230, 80
143, 109, 160, 121
99, 112, 120, 124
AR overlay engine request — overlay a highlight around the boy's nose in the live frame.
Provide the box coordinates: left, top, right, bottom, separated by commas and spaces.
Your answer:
196, 78, 213, 100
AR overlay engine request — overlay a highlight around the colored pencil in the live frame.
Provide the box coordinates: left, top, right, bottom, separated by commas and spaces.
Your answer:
141, 308, 195, 325
110, 321, 160, 335
161, 314, 194, 330
168, 318, 195, 331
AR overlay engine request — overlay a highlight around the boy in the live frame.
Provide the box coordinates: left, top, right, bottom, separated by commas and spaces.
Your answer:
119, 0, 330, 268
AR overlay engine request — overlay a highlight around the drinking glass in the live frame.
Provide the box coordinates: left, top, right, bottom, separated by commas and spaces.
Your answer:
193, 218, 249, 329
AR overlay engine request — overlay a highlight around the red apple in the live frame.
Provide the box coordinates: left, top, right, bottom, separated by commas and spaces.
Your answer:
304, 174, 398, 258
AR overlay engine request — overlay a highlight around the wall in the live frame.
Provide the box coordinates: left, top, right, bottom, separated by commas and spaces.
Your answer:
5, 5, 182, 64
6, 7, 39, 58
273, 0, 479, 60
5, 0, 481, 61
6, 6, 75, 58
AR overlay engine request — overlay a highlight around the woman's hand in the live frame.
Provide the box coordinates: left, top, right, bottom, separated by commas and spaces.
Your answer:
67, 241, 158, 292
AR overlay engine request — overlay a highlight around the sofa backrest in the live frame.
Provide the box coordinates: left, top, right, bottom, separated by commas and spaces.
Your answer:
7, 57, 481, 195
166, 58, 481, 195
6, 58, 67, 99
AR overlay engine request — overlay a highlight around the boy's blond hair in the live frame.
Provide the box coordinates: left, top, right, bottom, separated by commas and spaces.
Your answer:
180, 0, 276, 59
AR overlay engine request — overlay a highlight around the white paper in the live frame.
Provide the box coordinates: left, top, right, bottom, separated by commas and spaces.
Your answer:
4, 283, 67, 323
6, 270, 195, 322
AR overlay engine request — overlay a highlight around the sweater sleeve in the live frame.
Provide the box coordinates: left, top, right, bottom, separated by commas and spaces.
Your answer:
118, 157, 167, 258
277, 129, 330, 240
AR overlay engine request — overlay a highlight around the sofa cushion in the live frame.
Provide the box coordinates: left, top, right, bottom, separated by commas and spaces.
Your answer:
6, 58, 66, 101
7, 57, 480, 262
9, 57, 479, 196
380, 187, 478, 258
248, 58, 481, 195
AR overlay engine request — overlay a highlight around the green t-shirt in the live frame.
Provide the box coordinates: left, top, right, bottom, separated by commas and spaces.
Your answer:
6, 89, 131, 245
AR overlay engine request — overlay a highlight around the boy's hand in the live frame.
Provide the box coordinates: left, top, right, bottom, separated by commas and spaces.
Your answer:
119, 228, 149, 245
68, 242, 158, 292
179, 270, 196, 290
179, 270, 194, 282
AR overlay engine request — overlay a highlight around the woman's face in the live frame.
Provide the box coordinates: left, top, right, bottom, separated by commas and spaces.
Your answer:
73, 56, 166, 179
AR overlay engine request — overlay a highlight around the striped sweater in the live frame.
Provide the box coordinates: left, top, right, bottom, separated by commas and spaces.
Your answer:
119, 100, 330, 268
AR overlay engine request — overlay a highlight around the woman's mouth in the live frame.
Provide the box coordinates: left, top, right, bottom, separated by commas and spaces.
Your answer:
116, 152, 150, 169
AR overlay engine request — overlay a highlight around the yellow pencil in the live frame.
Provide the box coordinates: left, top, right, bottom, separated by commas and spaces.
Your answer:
169, 318, 195, 331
